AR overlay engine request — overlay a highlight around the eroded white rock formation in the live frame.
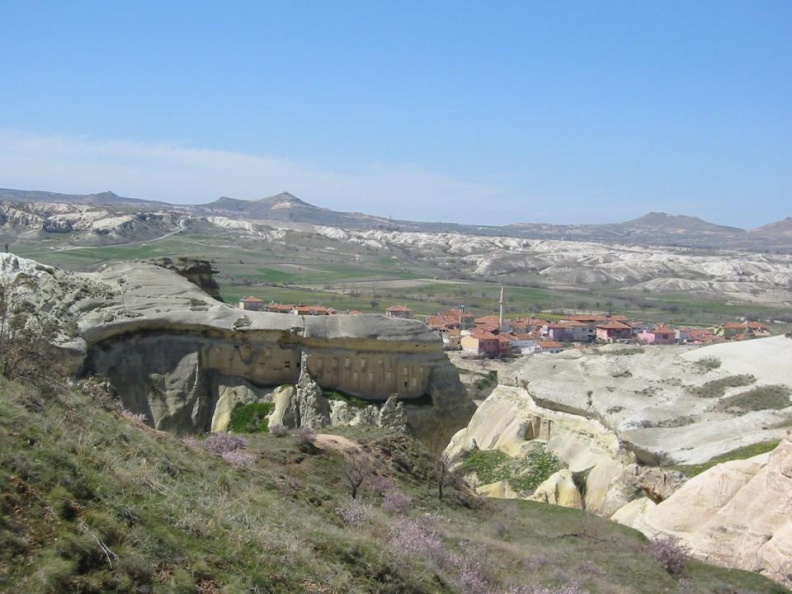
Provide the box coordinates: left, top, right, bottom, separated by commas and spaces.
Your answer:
624, 432, 792, 588
0, 253, 474, 442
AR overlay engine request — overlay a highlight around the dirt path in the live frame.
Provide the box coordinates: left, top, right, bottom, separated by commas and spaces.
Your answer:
314, 434, 362, 453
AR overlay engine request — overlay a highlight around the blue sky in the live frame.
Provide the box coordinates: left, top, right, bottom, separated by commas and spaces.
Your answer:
1, 1, 790, 228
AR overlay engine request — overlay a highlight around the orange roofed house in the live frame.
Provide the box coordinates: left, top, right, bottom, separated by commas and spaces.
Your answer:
238, 296, 265, 311
718, 321, 770, 340
460, 329, 501, 358
385, 305, 412, 319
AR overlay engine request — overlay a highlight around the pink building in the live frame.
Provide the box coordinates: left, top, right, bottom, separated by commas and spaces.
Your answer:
639, 326, 677, 345
595, 320, 633, 343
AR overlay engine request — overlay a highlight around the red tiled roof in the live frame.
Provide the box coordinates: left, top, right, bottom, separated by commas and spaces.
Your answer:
596, 320, 632, 330
512, 333, 538, 341
387, 305, 411, 312
469, 328, 499, 340
475, 315, 501, 324
539, 340, 563, 348
267, 303, 294, 312
240, 296, 264, 302
294, 306, 330, 315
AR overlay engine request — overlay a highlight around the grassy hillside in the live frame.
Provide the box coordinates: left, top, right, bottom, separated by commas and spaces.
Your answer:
1, 376, 789, 594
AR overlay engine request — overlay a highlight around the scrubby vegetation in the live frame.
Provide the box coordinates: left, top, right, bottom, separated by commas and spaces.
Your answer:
324, 389, 372, 409
458, 444, 566, 494
1, 375, 789, 593
712, 385, 792, 415
688, 374, 757, 398
474, 370, 499, 391
228, 401, 275, 433
694, 356, 722, 372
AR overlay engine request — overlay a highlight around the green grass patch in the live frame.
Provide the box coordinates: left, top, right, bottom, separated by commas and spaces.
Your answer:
324, 389, 374, 409
670, 440, 782, 477
458, 444, 566, 493
458, 448, 513, 485
474, 370, 498, 390
228, 401, 274, 433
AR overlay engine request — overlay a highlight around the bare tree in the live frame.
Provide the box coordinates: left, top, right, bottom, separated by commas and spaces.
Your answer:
344, 451, 371, 500
437, 452, 451, 502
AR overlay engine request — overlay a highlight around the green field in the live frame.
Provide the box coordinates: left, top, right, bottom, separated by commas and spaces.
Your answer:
14, 230, 792, 330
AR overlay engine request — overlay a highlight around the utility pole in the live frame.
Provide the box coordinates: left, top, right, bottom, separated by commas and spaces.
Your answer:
499, 284, 504, 331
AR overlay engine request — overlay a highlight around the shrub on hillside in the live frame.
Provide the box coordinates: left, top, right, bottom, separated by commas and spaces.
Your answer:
268, 423, 288, 437
201, 433, 247, 454
293, 426, 319, 453
381, 489, 412, 515
293, 426, 317, 444
649, 535, 689, 578
336, 499, 371, 527
0, 280, 62, 388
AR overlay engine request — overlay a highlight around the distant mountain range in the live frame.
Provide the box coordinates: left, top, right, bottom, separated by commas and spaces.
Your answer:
0, 187, 790, 252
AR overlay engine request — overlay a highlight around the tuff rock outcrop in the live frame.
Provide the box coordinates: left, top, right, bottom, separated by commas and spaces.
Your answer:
266, 357, 409, 432
622, 431, 792, 588
445, 337, 792, 586
0, 253, 474, 443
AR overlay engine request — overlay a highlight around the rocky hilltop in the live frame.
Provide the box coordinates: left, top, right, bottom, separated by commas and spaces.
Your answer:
0, 253, 474, 443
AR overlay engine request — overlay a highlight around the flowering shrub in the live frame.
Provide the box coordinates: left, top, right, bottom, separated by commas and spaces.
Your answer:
381, 490, 412, 515
649, 535, 689, 578
120, 409, 148, 424
336, 499, 370, 527
182, 434, 255, 466
388, 517, 445, 564
269, 423, 288, 437
201, 433, 247, 454
293, 426, 317, 445
220, 450, 256, 468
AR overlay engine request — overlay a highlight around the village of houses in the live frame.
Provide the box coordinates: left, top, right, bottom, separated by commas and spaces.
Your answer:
237, 295, 771, 359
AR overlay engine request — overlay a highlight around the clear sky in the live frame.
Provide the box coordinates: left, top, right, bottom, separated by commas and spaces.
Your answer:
1, 1, 790, 228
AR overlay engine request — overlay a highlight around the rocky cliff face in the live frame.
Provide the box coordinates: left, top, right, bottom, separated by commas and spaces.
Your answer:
0, 253, 474, 443
151, 257, 223, 301
623, 432, 792, 588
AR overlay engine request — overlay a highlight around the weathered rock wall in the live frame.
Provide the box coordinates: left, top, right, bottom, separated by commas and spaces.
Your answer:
0, 254, 474, 442
87, 323, 469, 437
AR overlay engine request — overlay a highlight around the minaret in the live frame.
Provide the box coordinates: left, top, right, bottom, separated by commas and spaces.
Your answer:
499, 285, 504, 331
